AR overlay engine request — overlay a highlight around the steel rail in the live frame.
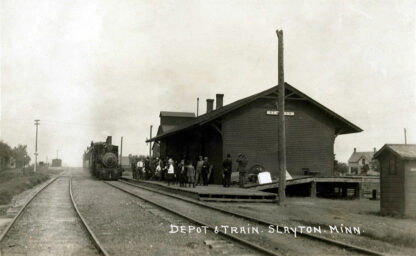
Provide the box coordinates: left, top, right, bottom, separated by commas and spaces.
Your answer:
70, 177, 111, 256
118, 178, 385, 256
104, 181, 282, 256
0, 176, 60, 242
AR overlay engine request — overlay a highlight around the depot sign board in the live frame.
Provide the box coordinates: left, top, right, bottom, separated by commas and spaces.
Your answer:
266, 110, 295, 116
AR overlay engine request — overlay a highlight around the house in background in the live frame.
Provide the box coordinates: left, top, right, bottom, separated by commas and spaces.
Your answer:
348, 148, 379, 175
7, 157, 16, 169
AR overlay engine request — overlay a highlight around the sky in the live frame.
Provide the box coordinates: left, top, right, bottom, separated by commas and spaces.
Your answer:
1, 0, 415, 166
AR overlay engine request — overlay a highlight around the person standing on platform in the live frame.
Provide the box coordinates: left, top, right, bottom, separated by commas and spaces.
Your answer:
236, 153, 248, 188
144, 157, 150, 180
186, 160, 196, 188
195, 156, 204, 186
222, 154, 232, 187
136, 158, 144, 179
178, 159, 186, 187
167, 157, 175, 186
155, 158, 162, 180
160, 158, 167, 181
202, 157, 211, 186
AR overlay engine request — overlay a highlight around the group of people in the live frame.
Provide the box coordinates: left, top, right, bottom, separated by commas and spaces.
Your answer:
131, 153, 248, 188
132, 155, 214, 187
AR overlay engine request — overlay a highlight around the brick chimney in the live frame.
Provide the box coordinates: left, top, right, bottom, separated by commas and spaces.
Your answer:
206, 99, 214, 113
216, 94, 224, 109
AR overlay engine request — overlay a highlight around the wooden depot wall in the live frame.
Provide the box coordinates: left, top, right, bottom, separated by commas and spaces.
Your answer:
160, 97, 339, 184
222, 98, 336, 178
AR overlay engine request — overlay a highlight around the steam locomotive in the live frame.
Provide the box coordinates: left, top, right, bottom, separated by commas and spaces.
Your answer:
83, 136, 122, 180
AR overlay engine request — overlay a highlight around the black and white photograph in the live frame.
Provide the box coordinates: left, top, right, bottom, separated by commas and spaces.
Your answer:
0, 0, 415, 255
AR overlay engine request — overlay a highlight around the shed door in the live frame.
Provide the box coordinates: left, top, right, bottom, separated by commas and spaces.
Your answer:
405, 161, 416, 217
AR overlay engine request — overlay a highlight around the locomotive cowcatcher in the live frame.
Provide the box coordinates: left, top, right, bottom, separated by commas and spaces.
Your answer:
83, 136, 123, 180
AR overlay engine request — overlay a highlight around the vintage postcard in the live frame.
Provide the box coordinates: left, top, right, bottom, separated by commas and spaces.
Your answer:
1, 1, 415, 255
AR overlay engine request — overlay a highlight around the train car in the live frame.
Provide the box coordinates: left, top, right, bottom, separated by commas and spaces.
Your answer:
51, 158, 62, 167
83, 136, 122, 180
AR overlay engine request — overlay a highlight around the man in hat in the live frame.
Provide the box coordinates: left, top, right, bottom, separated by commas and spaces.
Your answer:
222, 154, 232, 187
201, 157, 211, 186
195, 156, 204, 186
136, 158, 144, 179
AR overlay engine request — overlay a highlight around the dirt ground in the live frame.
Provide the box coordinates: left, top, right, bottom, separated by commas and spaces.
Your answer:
210, 197, 416, 254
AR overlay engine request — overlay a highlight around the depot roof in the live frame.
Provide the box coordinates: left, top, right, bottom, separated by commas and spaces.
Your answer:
147, 83, 363, 142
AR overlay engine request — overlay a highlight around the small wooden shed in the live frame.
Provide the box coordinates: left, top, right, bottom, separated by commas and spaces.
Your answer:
374, 144, 416, 217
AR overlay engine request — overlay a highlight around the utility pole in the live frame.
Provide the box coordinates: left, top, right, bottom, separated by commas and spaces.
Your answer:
276, 30, 286, 205
120, 136, 123, 165
34, 119, 40, 172
149, 125, 153, 157
404, 128, 407, 145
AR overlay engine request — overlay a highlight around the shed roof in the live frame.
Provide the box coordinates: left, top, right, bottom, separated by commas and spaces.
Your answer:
374, 144, 416, 160
159, 111, 195, 118
148, 83, 363, 142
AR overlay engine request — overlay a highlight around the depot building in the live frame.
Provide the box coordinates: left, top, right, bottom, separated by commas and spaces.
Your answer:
147, 83, 362, 184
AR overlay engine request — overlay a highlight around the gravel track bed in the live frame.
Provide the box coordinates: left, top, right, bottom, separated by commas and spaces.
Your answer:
110, 181, 358, 256
0, 177, 99, 256
72, 177, 258, 256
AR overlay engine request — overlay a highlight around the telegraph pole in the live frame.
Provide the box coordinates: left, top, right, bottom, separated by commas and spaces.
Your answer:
276, 30, 286, 205
34, 119, 40, 172
404, 128, 407, 145
120, 136, 123, 165
149, 125, 153, 157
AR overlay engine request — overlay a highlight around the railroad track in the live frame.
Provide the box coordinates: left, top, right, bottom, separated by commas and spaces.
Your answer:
114, 178, 385, 256
0, 176, 108, 256
70, 177, 110, 256
104, 180, 279, 256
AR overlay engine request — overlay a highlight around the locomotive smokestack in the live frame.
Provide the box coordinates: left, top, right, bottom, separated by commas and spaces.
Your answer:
106, 136, 112, 145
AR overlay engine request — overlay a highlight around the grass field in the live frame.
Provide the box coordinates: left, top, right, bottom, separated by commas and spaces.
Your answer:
0, 167, 61, 205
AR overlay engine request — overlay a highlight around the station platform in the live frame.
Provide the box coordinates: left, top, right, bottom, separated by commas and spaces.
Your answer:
246, 176, 379, 199
120, 174, 277, 203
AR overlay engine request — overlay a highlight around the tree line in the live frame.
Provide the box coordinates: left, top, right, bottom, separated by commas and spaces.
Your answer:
0, 140, 31, 171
